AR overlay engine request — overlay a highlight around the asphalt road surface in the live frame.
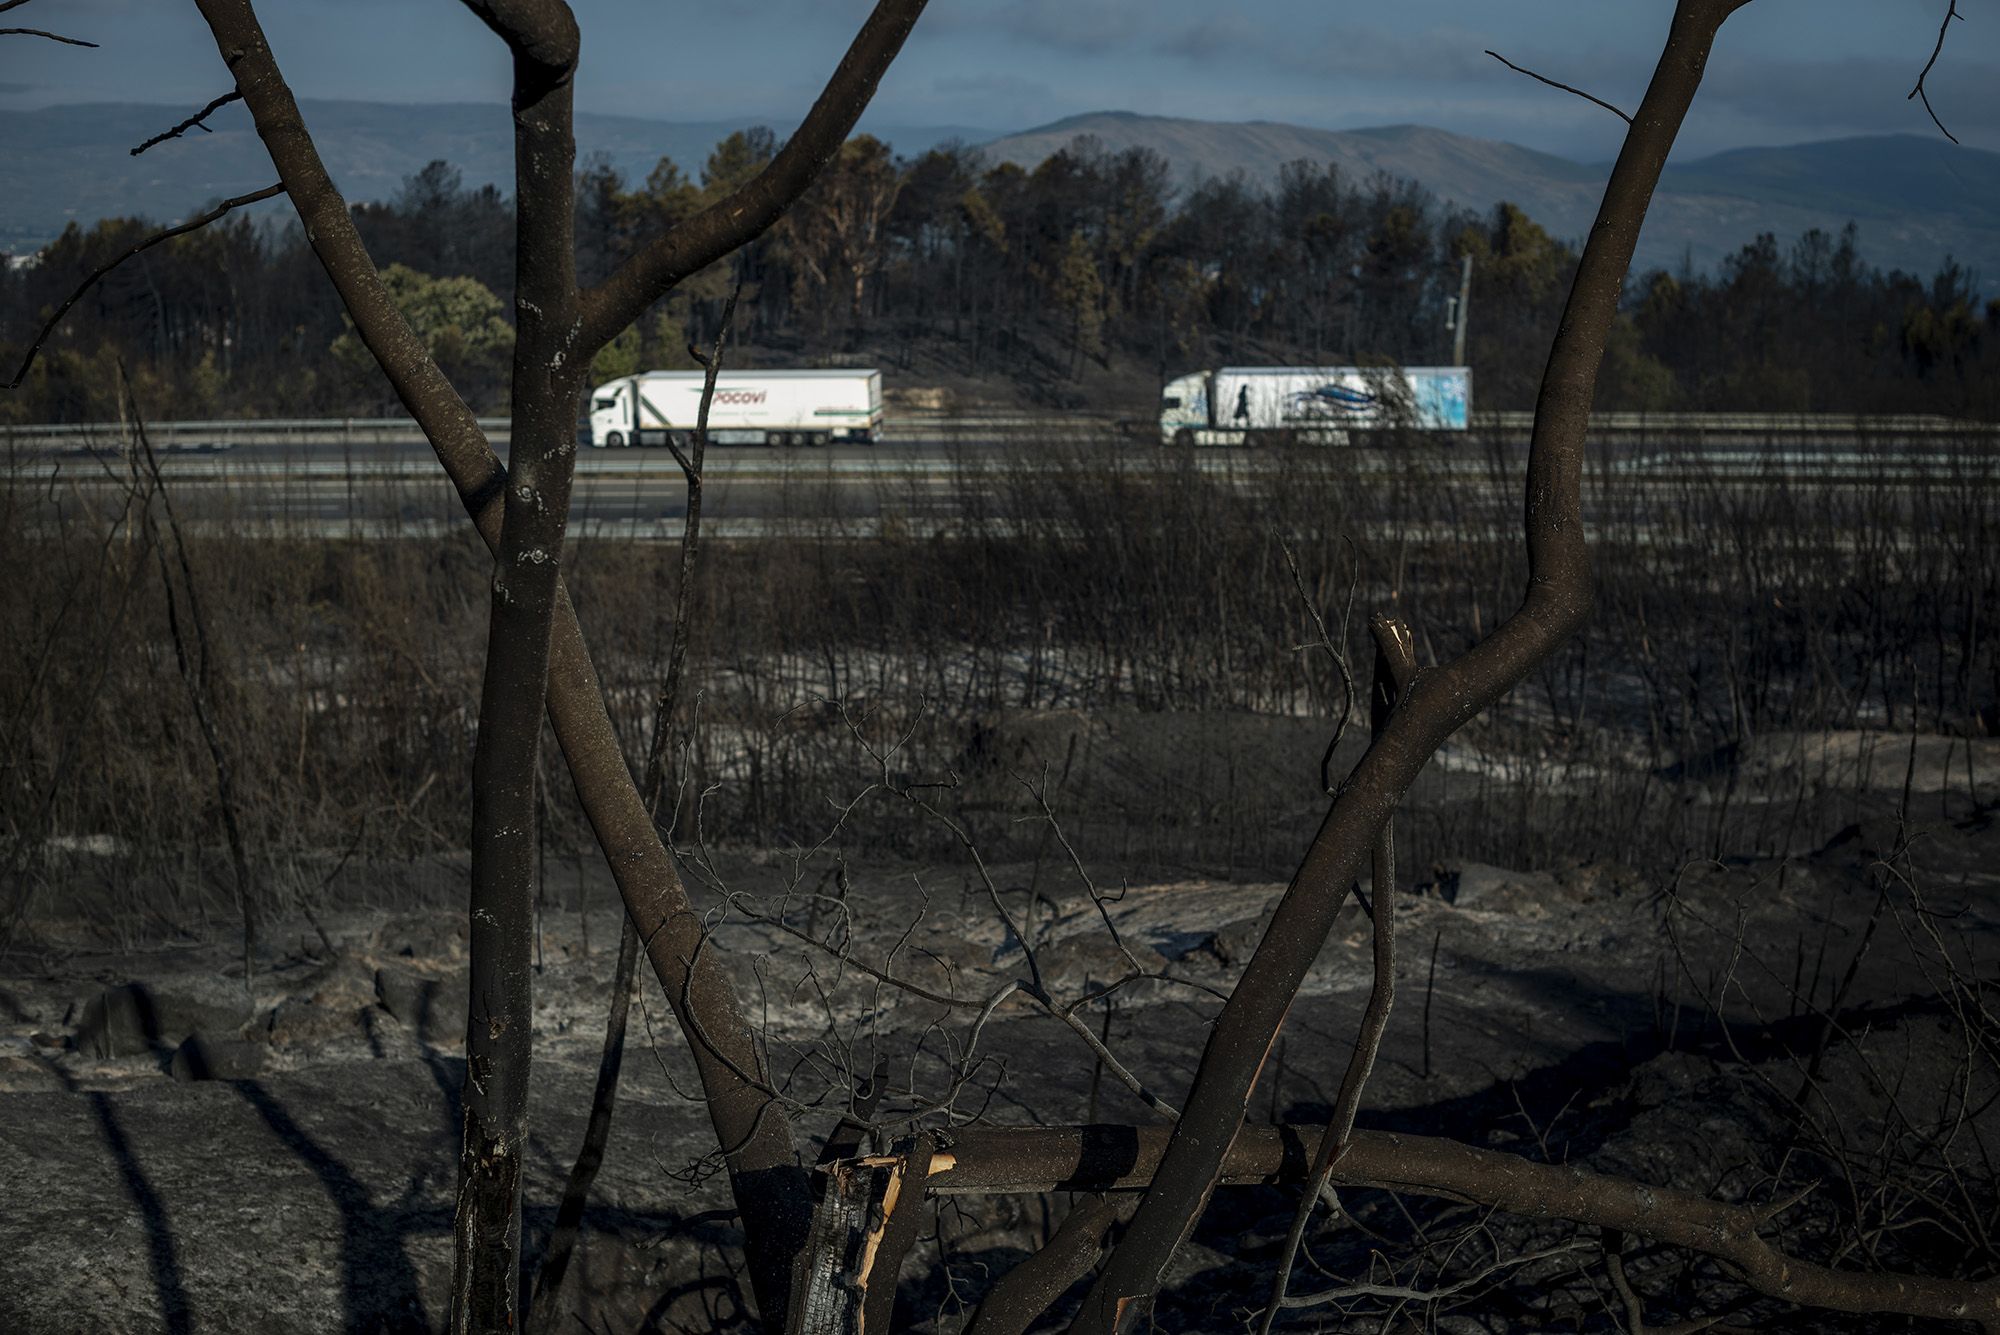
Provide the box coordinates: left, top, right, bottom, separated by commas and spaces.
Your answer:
11, 427, 1996, 540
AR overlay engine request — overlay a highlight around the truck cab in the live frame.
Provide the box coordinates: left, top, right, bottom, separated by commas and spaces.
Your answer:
1158, 372, 1211, 445
589, 381, 637, 447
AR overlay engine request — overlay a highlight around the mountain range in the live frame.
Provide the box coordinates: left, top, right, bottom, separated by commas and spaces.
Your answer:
984, 113, 1999, 285
4, 101, 1993, 288
0, 101, 978, 257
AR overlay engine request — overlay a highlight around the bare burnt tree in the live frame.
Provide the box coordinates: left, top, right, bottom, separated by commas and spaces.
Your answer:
1069, 4, 1754, 1320
175, 0, 933, 1325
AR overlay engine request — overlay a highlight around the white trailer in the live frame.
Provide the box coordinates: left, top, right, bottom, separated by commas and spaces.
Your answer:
1157, 366, 1471, 444
587, 368, 883, 447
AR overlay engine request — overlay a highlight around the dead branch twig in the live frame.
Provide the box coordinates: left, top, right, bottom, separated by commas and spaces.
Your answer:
0, 25, 96, 45
1485, 49, 1633, 122
1907, 0, 1963, 144
532, 286, 746, 1327
1261, 614, 1417, 1334
2, 185, 283, 390
128, 376, 259, 988
1281, 537, 1359, 795
1280, 1239, 1593, 1309
579, 0, 931, 348
131, 92, 244, 155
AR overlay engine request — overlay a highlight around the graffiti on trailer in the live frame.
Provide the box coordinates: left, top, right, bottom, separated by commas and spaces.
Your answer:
1284, 382, 1378, 419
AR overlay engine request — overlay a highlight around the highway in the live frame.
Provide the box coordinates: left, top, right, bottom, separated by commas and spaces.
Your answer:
7, 411, 1996, 540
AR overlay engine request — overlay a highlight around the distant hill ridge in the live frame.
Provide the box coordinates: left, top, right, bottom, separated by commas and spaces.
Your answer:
979, 113, 2000, 286
2, 101, 1992, 286
0, 100, 979, 255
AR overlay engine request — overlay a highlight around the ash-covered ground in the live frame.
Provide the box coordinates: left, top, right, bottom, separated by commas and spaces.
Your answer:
2, 728, 1996, 1334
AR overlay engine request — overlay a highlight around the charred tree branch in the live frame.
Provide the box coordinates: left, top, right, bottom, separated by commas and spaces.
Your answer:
130, 92, 244, 155
967, 1195, 1130, 1335
1070, 4, 1753, 1330
787, 1135, 939, 1334
1484, 49, 1633, 122
2, 184, 283, 390
0, 26, 97, 46
1260, 614, 1417, 1334
579, 0, 930, 351
128, 387, 259, 990
915, 1125, 2000, 1328
1907, 0, 1963, 144
529, 286, 738, 1331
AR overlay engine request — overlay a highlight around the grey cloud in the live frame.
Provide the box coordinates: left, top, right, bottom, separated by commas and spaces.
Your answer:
1151, 16, 1262, 63
932, 72, 1056, 100
921, 71, 1058, 125
1136, 17, 2000, 149
1269, 25, 1520, 84
925, 0, 1157, 55
1699, 53, 2000, 138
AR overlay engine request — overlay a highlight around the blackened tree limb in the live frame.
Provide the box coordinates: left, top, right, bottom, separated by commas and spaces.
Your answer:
449, 1, 585, 1324
1259, 615, 1416, 1335
860, 1135, 935, 1335
1484, 49, 1632, 122
0, 26, 96, 46
526, 915, 636, 1333
194, 0, 494, 473
966, 1195, 1129, 1335
129, 394, 260, 991
1069, 4, 1752, 1331
924, 1126, 2000, 1328
787, 1136, 939, 1335
191, 1, 812, 1321
131, 92, 243, 155
3, 184, 282, 390
577, 0, 929, 351
640, 283, 738, 815
1907, 0, 1963, 144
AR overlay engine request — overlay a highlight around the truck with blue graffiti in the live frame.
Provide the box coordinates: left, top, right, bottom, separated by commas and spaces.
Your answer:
1156, 366, 1471, 445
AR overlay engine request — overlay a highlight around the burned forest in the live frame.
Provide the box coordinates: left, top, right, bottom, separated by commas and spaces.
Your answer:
2, 2, 1998, 1334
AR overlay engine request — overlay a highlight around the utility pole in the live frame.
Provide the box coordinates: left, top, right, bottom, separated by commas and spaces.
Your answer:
1449, 251, 1473, 366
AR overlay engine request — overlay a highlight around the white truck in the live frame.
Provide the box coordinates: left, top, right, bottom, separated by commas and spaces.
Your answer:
1157, 366, 1471, 445
587, 368, 883, 447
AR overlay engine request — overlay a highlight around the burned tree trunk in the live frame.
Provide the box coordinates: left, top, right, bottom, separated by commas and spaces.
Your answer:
189, 0, 933, 1320
448, 4, 584, 1328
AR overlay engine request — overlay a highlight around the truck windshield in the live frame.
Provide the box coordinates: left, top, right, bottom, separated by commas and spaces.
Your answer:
592, 397, 617, 410
1161, 396, 1181, 409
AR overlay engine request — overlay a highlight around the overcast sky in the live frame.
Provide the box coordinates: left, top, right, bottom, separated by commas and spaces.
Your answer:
6, 1, 1994, 161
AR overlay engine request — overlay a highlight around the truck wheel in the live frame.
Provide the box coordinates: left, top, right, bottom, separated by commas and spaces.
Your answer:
1172, 428, 1194, 448
603, 430, 625, 448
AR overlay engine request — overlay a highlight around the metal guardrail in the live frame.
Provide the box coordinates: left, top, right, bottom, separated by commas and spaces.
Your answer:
1477, 410, 1992, 434
0, 416, 517, 447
